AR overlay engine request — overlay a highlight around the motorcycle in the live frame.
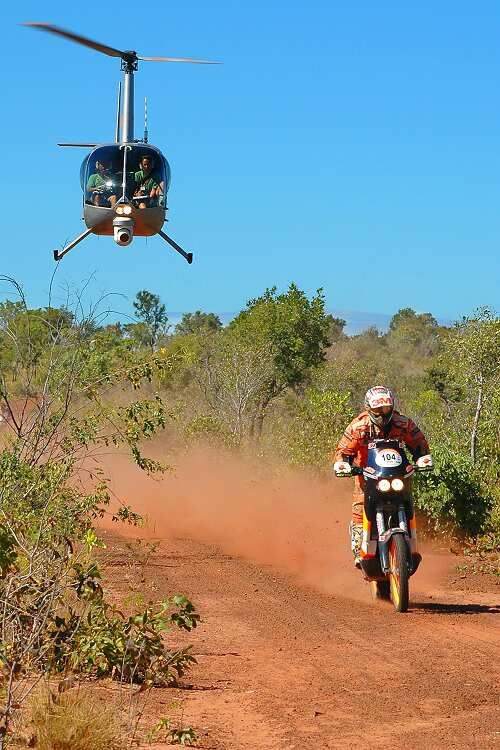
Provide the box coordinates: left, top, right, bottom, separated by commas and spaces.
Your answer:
339, 438, 428, 612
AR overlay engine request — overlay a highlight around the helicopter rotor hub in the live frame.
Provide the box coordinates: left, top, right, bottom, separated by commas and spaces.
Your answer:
121, 53, 138, 71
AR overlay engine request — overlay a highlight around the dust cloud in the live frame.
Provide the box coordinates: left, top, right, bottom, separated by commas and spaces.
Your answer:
99, 445, 453, 600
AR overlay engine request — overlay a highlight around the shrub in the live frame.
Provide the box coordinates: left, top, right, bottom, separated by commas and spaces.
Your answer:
277, 388, 353, 468
52, 593, 199, 685
413, 442, 491, 536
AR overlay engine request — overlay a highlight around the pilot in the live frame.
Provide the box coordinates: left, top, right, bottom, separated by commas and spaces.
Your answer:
87, 160, 117, 207
134, 155, 162, 208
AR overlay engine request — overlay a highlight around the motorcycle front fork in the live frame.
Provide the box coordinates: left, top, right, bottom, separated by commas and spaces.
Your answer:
377, 507, 408, 574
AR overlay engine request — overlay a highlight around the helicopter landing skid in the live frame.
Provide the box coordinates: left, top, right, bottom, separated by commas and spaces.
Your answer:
53, 227, 95, 262
158, 230, 193, 264
53, 227, 193, 264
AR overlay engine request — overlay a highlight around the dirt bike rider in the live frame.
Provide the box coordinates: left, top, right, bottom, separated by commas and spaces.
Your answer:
332, 386, 432, 567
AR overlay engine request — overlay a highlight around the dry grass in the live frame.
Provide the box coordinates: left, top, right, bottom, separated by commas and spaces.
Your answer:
15, 685, 126, 750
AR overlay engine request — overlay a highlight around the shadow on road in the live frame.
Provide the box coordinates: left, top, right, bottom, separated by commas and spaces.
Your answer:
412, 601, 499, 615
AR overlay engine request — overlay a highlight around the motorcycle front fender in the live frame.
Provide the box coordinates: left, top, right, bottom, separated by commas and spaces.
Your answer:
378, 527, 407, 545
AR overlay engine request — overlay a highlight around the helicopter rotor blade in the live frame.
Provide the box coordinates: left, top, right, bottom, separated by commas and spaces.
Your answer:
23, 22, 126, 59
23, 23, 221, 66
138, 55, 221, 64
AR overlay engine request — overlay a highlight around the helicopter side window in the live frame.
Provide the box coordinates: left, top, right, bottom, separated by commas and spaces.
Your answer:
84, 146, 124, 207
84, 148, 120, 208
160, 157, 171, 208
132, 151, 166, 209
86, 159, 118, 208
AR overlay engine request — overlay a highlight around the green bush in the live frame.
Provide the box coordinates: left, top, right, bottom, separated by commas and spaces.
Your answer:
53, 594, 199, 685
413, 442, 491, 536
277, 388, 353, 468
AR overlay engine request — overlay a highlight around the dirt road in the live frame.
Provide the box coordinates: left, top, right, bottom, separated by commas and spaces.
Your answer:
100, 448, 499, 749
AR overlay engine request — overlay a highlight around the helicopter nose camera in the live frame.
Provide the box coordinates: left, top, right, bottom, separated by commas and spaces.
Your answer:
114, 227, 133, 246
113, 217, 134, 247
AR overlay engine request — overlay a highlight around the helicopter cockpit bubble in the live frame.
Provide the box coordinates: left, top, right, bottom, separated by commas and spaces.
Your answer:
81, 144, 170, 210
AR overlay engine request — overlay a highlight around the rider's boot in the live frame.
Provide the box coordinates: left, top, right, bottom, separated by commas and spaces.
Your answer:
349, 521, 363, 569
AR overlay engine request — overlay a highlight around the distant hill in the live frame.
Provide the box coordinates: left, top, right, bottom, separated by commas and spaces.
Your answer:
167, 310, 452, 336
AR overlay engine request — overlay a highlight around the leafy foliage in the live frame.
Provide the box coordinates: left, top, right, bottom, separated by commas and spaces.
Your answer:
0, 281, 200, 747
413, 442, 491, 535
60, 595, 199, 684
193, 284, 332, 444
149, 715, 198, 746
131, 290, 169, 350
175, 311, 222, 336
275, 387, 353, 468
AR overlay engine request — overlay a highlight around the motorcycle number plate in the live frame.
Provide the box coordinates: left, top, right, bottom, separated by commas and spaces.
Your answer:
375, 449, 403, 468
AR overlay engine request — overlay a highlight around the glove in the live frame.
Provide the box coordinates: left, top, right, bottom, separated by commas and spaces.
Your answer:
333, 460, 352, 476
416, 454, 433, 470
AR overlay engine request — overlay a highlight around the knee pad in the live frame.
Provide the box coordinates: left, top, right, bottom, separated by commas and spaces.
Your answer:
349, 522, 363, 554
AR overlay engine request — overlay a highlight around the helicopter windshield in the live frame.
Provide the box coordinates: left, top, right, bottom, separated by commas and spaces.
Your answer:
82, 145, 170, 209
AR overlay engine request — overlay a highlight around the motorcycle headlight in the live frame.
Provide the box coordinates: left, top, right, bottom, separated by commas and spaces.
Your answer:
391, 478, 404, 491
377, 479, 391, 492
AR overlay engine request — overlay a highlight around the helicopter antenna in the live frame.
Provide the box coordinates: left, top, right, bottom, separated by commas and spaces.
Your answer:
144, 97, 148, 143
115, 82, 122, 143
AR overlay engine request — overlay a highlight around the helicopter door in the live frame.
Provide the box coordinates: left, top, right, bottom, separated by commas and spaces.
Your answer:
128, 146, 169, 209
82, 146, 121, 209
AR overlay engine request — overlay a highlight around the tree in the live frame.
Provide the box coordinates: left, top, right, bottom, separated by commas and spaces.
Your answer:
282, 387, 353, 467
325, 315, 346, 344
0, 299, 75, 384
445, 308, 499, 464
175, 311, 222, 337
194, 330, 276, 445
425, 365, 463, 416
132, 290, 168, 350
387, 307, 440, 357
226, 283, 331, 440
0, 280, 198, 746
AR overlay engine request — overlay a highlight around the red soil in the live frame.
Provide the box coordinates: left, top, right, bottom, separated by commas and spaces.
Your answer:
98, 447, 499, 749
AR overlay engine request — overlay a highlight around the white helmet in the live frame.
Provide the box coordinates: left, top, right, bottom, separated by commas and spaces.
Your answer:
364, 386, 394, 427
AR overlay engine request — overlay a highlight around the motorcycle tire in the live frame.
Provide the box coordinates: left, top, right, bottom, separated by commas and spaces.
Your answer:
388, 534, 410, 613
370, 580, 390, 600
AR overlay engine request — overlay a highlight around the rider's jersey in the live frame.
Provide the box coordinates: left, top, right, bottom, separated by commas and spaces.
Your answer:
333, 410, 429, 467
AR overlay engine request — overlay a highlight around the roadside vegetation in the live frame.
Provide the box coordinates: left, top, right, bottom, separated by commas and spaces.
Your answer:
127, 285, 498, 548
0, 279, 198, 747
0, 276, 498, 745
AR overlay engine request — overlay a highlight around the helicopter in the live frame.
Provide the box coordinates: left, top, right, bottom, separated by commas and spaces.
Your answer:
24, 22, 220, 263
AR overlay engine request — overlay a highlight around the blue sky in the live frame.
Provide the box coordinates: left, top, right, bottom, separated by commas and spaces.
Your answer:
1, 0, 499, 323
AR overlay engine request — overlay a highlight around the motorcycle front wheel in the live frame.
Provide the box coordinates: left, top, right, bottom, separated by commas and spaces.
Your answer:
388, 534, 410, 612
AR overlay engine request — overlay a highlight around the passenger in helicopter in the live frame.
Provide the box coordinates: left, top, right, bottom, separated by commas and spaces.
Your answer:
133, 155, 162, 208
86, 160, 117, 207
